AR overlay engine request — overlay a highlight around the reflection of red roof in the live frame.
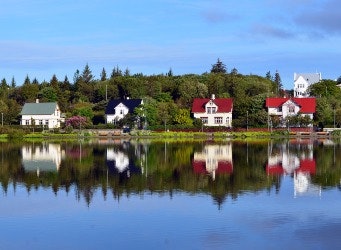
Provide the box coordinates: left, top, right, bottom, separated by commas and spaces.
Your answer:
193, 160, 206, 174
192, 160, 233, 174
297, 159, 316, 174
266, 159, 316, 175
266, 164, 284, 175
266, 97, 316, 113
191, 98, 233, 113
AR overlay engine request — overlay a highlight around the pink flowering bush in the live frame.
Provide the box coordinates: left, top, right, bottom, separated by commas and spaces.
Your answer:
65, 116, 87, 129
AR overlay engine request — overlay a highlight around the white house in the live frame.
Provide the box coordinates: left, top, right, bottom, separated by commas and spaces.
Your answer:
294, 72, 321, 98
20, 100, 64, 129
105, 98, 143, 124
191, 95, 233, 127
265, 97, 316, 126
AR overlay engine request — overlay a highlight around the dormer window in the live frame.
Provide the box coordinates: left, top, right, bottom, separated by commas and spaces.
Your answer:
207, 107, 212, 114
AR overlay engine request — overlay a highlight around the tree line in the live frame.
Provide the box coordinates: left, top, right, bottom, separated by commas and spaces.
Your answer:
0, 59, 340, 129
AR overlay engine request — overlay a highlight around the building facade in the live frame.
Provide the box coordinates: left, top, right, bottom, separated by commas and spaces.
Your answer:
266, 97, 316, 127
20, 100, 64, 129
294, 72, 321, 98
191, 95, 233, 127
105, 98, 143, 124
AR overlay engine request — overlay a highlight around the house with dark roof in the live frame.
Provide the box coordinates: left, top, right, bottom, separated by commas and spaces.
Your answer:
20, 100, 64, 129
265, 97, 316, 127
191, 94, 233, 127
105, 98, 143, 124
294, 72, 321, 98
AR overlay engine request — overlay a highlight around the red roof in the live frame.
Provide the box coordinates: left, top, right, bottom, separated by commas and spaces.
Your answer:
191, 98, 233, 113
266, 97, 316, 113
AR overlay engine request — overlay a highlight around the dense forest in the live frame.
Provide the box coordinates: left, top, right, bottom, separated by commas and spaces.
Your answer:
1, 59, 341, 129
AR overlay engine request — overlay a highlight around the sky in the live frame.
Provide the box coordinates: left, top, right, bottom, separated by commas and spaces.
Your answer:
1, 0, 340, 89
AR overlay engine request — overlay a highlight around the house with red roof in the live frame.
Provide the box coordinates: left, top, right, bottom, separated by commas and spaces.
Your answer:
265, 97, 316, 127
191, 94, 233, 127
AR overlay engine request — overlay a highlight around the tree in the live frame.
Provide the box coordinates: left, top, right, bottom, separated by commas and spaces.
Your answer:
100, 67, 107, 81
39, 87, 58, 102
124, 68, 130, 76
50, 74, 59, 90
230, 68, 238, 75
111, 66, 122, 78
167, 68, 173, 77
23, 75, 31, 85
11, 77, 16, 88
274, 70, 282, 95
265, 71, 272, 81
65, 115, 87, 129
81, 63, 94, 84
210, 58, 227, 74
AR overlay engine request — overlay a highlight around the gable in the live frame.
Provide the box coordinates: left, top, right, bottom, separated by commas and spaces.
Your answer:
20, 102, 58, 115
192, 98, 233, 113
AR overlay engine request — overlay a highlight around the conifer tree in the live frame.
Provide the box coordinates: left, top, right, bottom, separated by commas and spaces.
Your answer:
100, 67, 107, 81
211, 58, 227, 73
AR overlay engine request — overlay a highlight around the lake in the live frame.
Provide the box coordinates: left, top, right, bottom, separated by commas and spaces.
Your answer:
1, 138, 341, 249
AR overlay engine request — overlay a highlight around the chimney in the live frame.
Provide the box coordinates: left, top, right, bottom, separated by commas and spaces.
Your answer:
36, 99, 39, 103
211, 94, 215, 100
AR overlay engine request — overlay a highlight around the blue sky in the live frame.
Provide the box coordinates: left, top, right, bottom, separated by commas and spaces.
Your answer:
1, 0, 340, 89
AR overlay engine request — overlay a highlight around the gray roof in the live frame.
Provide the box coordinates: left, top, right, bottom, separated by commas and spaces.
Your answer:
20, 102, 58, 115
294, 73, 321, 84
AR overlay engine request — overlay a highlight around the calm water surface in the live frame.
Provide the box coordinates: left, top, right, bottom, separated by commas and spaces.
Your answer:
0, 139, 341, 249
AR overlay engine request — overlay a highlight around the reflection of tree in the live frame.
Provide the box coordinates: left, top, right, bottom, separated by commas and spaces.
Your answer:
0, 140, 341, 208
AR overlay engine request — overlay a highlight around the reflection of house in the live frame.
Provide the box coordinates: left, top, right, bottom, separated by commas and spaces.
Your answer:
266, 142, 320, 196
193, 144, 233, 180
22, 143, 65, 175
20, 100, 64, 129
191, 95, 233, 127
106, 148, 141, 177
265, 97, 316, 126
294, 72, 321, 98
105, 98, 143, 124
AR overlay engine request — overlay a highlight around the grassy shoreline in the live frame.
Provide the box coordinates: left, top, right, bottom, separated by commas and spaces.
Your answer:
0, 129, 336, 142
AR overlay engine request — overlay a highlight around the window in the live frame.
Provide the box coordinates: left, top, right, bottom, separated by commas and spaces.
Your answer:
39, 120, 43, 125
278, 107, 282, 112
25, 120, 29, 125
45, 120, 49, 126
212, 107, 216, 114
288, 105, 295, 113
207, 107, 211, 114
214, 117, 223, 124
120, 109, 124, 115
226, 117, 230, 124
201, 117, 208, 124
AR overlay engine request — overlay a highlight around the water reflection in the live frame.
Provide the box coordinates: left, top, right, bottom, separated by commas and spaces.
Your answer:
266, 139, 321, 196
106, 142, 142, 177
22, 143, 65, 175
193, 143, 233, 180
0, 139, 340, 206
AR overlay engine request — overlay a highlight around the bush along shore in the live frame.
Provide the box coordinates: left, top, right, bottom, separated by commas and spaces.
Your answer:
0, 126, 338, 141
